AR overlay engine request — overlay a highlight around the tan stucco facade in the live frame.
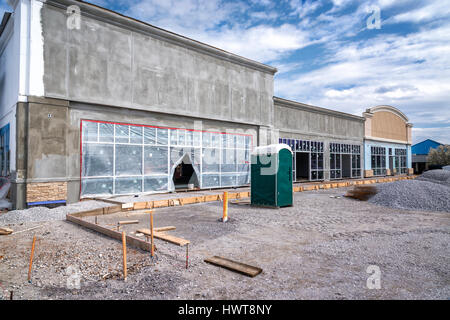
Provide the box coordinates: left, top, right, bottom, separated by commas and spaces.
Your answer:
363, 105, 413, 144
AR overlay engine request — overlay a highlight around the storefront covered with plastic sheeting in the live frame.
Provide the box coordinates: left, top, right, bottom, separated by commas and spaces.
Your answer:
80, 120, 253, 197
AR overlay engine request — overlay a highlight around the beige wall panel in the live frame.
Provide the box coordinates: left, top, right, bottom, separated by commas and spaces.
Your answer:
371, 111, 407, 142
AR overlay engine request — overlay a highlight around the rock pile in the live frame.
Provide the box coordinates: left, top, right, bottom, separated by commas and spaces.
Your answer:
369, 170, 450, 212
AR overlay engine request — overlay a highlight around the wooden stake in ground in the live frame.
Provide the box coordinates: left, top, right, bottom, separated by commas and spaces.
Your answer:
150, 211, 154, 257
222, 191, 228, 222
122, 231, 127, 281
28, 236, 36, 283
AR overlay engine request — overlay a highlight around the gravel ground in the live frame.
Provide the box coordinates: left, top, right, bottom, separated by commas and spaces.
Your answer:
0, 201, 116, 226
0, 187, 449, 300
369, 171, 450, 213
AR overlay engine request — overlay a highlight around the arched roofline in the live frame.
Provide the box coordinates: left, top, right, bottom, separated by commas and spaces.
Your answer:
366, 105, 409, 122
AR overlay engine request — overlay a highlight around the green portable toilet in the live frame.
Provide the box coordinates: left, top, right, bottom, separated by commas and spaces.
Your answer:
251, 144, 293, 208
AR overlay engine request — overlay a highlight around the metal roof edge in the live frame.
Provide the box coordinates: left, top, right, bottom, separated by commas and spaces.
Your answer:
273, 96, 365, 121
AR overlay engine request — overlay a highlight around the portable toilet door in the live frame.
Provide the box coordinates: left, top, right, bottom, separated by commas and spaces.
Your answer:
276, 147, 293, 207
251, 144, 293, 208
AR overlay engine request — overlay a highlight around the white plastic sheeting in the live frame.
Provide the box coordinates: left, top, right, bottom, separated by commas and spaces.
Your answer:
81, 120, 252, 197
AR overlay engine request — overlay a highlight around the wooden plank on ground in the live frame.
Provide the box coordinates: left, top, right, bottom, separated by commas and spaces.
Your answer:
66, 214, 151, 252
153, 232, 190, 246
118, 220, 139, 225
136, 228, 189, 246
204, 256, 262, 277
154, 226, 176, 232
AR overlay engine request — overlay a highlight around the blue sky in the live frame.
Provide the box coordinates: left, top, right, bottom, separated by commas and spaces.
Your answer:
1, 0, 449, 144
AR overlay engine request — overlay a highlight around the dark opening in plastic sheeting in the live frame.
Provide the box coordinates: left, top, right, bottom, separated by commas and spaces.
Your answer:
80, 120, 252, 197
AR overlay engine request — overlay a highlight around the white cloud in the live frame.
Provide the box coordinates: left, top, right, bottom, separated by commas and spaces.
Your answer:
390, 1, 450, 23
126, 0, 248, 33
289, 0, 322, 19
275, 19, 450, 138
198, 24, 314, 62
413, 127, 450, 144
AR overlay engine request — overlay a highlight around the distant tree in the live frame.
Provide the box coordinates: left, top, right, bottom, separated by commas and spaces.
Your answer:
427, 145, 450, 166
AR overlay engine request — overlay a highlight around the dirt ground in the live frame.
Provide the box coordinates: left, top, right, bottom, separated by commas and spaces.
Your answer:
1, 187, 449, 300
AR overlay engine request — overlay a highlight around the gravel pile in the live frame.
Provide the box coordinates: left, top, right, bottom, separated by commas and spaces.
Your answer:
0, 201, 116, 226
369, 172, 450, 212
416, 169, 450, 187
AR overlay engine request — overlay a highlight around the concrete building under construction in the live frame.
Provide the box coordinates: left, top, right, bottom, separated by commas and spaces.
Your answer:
0, 0, 413, 209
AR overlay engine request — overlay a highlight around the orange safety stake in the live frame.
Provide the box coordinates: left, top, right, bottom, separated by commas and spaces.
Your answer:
122, 231, 127, 281
222, 191, 228, 222
28, 236, 36, 283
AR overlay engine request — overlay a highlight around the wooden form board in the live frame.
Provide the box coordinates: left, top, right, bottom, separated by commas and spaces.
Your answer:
70, 205, 122, 218
204, 256, 262, 277
154, 226, 176, 232
66, 214, 152, 252
136, 228, 189, 246
118, 220, 139, 225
